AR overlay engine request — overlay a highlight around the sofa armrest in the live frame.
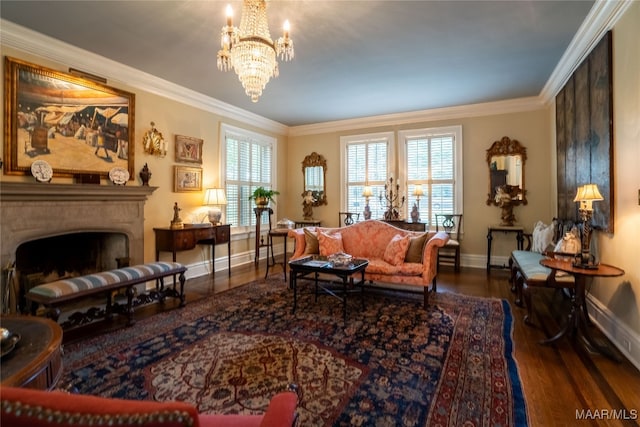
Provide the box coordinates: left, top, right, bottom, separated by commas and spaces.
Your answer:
259, 391, 298, 427
421, 231, 449, 279
288, 227, 318, 260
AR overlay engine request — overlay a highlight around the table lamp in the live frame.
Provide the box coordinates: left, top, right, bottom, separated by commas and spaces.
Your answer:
573, 183, 603, 268
203, 188, 227, 225
411, 185, 424, 222
362, 186, 373, 220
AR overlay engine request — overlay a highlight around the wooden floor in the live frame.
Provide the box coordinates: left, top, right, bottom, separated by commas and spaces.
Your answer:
64, 262, 640, 427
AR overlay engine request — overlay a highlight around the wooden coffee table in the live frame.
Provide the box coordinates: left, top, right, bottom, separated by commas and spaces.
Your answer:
289, 256, 368, 321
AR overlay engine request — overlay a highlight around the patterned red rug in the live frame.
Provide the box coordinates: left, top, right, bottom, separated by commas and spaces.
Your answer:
61, 277, 528, 426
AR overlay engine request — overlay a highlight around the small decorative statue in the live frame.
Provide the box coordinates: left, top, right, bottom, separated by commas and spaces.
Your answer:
302, 190, 316, 220
495, 185, 516, 226
139, 163, 152, 186
170, 202, 184, 229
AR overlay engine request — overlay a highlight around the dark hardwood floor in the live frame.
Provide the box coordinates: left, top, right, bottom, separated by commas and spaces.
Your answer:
63, 262, 640, 427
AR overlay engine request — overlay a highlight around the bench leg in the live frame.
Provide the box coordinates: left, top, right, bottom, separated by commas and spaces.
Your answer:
178, 272, 186, 307
125, 286, 135, 326
522, 282, 535, 326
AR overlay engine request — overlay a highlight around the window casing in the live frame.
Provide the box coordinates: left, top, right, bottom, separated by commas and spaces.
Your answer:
220, 123, 277, 232
398, 125, 463, 228
340, 132, 394, 221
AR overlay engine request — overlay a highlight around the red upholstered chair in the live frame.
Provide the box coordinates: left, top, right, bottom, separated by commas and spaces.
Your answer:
0, 386, 298, 427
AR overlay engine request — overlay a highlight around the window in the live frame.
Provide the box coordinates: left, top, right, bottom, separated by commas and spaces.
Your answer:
398, 125, 463, 228
220, 123, 277, 231
340, 132, 394, 220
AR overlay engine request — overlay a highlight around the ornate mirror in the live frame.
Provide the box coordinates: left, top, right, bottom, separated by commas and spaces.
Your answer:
486, 137, 527, 225
301, 152, 327, 207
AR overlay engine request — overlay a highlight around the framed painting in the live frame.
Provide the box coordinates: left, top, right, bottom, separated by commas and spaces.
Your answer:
3, 57, 135, 179
174, 165, 202, 192
175, 135, 203, 164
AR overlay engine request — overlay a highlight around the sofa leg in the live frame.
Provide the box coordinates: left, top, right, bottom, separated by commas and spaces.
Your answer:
423, 287, 429, 309
431, 277, 437, 293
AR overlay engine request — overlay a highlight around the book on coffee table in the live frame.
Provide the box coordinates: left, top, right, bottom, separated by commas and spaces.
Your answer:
303, 260, 331, 268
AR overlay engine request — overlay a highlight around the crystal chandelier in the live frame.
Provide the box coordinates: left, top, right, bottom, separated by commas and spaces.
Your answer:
217, 0, 295, 103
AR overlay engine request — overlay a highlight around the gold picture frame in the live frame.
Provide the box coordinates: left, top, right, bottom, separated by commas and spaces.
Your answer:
3, 57, 135, 178
175, 135, 203, 164
174, 165, 202, 192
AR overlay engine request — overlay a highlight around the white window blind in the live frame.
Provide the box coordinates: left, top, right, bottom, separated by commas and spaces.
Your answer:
221, 124, 276, 230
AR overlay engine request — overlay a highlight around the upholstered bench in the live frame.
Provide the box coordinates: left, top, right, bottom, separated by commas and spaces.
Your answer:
26, 261, 187, 329
509, 250, 575, 325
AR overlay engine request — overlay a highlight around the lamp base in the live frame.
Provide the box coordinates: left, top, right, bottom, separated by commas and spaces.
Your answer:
208, 208, 222, 225
572, 261, 600, 270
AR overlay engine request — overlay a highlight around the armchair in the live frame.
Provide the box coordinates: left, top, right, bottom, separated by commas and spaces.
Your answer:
0, 386, 298, 427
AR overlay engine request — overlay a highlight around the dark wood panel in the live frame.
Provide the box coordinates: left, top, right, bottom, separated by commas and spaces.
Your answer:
555, 31, 613, 232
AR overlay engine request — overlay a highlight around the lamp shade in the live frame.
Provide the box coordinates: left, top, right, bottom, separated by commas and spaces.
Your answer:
574, 183, 603, 211
362, 186, 373, 198
204, 188, 228, 206
412, 185, 424, 197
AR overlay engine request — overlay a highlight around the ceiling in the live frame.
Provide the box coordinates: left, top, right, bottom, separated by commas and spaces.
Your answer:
1, 1, 596, 127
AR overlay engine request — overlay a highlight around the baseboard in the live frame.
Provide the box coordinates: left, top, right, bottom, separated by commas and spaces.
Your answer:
586, 295, 640, 370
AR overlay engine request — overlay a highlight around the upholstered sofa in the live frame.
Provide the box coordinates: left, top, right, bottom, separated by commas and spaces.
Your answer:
0, 386, 298, 427
288, 219, 449, 308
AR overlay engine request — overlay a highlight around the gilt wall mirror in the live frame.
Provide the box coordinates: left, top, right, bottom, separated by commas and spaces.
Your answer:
301, 152, 327, 206
486, 136, 528, 207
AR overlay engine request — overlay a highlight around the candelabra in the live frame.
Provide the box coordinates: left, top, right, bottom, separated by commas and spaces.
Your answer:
379, 177, 405, 220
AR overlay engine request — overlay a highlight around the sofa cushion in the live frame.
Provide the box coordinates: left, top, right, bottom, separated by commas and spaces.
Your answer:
404, 233, 428, 263
318, 231, 344, 256
366, 259, 424, 276
303, 229, 319, 255
383, 234, 411, 266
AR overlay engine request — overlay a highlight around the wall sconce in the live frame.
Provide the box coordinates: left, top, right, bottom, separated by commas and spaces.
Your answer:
573, 183, 603, 268
203, 188, 227, 225
362, 186, 373, 220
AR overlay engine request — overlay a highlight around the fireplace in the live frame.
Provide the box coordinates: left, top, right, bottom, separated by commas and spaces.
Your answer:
0, 182, 156, 313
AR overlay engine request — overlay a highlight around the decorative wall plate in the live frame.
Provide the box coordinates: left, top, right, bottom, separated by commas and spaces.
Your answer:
109, 167, 130, 185
30, 160, 53, 182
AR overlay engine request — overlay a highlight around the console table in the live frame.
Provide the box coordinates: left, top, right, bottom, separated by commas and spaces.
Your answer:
486, 224, 524, 272
383, 220, 426, 232
0, 316, 63, 390
154, 224, 231, 276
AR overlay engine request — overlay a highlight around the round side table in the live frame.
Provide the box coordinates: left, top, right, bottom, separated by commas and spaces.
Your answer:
1, 315, 63, 390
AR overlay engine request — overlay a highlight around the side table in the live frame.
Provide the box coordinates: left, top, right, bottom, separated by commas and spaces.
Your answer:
539, 258, 624, 360
1, 316, 63, 390
266, 229, 291, 280
154, 224, 231, 277
486, 224, 524, 272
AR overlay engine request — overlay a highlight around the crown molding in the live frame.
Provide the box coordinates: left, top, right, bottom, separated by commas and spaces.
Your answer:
289, 97, 545, 137
0, 19, 289, 136
540, 0, 632, 104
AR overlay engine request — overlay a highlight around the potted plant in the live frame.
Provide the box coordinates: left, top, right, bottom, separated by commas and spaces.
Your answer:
249, 187, 280, 206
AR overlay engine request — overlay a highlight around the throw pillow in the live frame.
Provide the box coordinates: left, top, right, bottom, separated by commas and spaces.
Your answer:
303, 229, 319, 255
318, 231, 344, 256
383, 234, 411, 266
532, 220, 555, 253
404, 233, 429, 263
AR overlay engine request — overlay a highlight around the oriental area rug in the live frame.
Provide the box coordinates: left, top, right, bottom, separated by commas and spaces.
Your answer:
61, 277, 529, 427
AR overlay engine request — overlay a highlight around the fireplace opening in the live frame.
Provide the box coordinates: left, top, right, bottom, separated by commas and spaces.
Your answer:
15, 232, 129, 308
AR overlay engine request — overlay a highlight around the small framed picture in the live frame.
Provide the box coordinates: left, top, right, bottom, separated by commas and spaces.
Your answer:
175, 135, 203, 164
174, 166, 202, 192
